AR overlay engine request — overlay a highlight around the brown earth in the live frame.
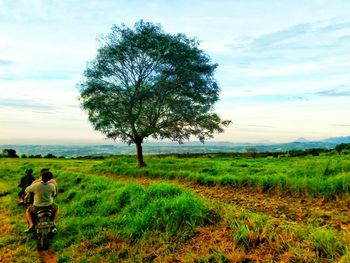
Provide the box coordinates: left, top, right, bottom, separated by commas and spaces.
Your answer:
38, 249, 57, 263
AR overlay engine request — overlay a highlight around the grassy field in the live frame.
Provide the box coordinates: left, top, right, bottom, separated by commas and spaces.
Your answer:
1, 153, 350, 262
95, 153, 350, 199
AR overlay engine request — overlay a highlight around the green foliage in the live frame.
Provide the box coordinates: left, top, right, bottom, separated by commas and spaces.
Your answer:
229, 212, 271, 248
335, 143, 350, 154
1, 149, 19, 158
79, 20, 230, 166
48, 170, 214, 252
309, 228, 346, 259
59, 173, 212, 239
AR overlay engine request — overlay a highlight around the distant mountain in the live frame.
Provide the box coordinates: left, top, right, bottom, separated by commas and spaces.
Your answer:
293, 137, 309, 143
323, 136, 350, 144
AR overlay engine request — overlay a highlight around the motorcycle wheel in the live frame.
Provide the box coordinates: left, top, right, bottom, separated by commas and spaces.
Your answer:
37, 231, 49, 250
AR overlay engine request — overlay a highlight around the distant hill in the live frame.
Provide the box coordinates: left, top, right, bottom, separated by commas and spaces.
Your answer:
293, 137, 309, 143
1, 138, 347, 157
323, 136, 350, 144
1, 135, 349, 157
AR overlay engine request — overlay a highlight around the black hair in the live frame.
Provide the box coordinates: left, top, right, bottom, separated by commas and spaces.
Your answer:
42, 171, 53, 182
40, 168, 50, 174
26, 168, 33, 175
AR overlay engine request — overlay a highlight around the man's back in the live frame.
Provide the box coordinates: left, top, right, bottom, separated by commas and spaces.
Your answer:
25, 182, 56, 207
31, 178, 58, 196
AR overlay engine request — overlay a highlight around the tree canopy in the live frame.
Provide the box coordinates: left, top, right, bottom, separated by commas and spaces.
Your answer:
79, 21, 231, 166
2, 149, 19, 158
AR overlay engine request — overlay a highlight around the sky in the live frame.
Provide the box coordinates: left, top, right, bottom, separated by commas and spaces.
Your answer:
1, 0, 350, 144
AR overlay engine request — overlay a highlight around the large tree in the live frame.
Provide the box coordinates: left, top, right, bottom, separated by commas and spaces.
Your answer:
79, 21, 231, 166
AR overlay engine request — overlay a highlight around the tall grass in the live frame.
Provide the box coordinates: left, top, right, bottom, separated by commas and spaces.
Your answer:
53, 170, 216, 252
0, 159, 216, 262
94, 154, 350, 198
1, 158, 350, 262
225, 205, 348, 261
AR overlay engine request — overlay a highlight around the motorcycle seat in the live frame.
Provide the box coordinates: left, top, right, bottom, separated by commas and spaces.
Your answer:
36, 209, 53, 218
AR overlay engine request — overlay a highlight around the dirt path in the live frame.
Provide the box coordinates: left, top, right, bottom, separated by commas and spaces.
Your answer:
38, 249, 57, 263
185, 181, 350, 230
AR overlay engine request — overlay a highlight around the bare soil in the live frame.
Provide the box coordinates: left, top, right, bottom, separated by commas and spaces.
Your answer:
38, 249, 57, 263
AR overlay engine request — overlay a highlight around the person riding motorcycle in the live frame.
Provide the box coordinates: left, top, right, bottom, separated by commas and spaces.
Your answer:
25, 168, 58, 205
17, 169, 35, 206
32, 168, 58, 190
24, 171, 59, 233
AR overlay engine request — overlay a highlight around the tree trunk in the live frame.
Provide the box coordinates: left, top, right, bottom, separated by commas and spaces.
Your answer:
135, 141, 146, 167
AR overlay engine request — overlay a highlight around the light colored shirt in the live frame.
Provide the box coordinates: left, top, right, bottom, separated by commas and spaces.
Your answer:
25, 181, 56, 207
31, 178, 58, 196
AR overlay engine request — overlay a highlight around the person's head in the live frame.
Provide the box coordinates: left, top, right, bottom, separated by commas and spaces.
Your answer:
40, 168, 49, 175
25, 168, 33, 175
41, 171, 53, 183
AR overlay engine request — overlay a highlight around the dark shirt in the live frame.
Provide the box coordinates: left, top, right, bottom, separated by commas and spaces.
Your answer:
18, 174, 35, 189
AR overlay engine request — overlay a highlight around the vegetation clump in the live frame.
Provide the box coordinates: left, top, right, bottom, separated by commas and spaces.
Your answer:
227, 208, 347, 261
1, 149, 19, 158
95, 153, 350, 199
52, 171, 216, 252
335, 143, 350, 154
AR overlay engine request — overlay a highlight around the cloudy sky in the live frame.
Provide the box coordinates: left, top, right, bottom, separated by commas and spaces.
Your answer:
1, 0, 350, 144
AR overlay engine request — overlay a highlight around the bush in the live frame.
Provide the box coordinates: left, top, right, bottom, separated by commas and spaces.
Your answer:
57, 172, 216, 243
1, 149, 18, 158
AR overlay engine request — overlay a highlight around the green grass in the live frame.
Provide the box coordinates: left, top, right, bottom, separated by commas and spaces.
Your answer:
229, 211, 271, 248
0, 181, 11, 196
94, 154, 350, 199
53, 172, 216, 260
0, 158, 216, 262
1, 155, 350, 261
57, 171, 213, 240
224, 204, 348, 261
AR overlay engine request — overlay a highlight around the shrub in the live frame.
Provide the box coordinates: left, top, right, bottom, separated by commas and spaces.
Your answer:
56, 171, 216, 243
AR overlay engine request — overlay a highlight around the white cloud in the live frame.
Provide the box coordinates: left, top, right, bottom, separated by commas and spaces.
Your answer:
1, 1, 350, 143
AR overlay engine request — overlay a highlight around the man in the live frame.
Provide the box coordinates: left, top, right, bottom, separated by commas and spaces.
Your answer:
18, 169, 35, 205
24, 171, 59, 233
25, 168, 58, 206
32, 168, 58, 191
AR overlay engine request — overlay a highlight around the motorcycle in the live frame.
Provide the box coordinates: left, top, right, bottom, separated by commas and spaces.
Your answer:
21, 193, 57, 250
34, 208, 57, 250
